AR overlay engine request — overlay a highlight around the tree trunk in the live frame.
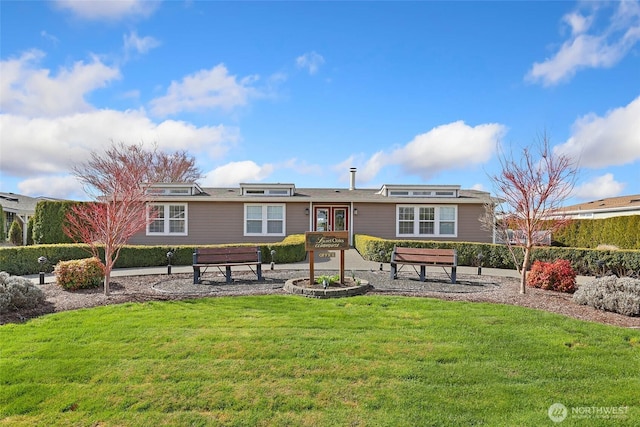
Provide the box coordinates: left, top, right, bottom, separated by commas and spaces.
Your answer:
104, 271, 111, 296
520, 245, 531, 294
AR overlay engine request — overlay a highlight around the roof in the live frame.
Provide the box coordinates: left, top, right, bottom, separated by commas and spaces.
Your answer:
0, 192, 46, 215
152, 186, 493, 205
558, 194, 640, 214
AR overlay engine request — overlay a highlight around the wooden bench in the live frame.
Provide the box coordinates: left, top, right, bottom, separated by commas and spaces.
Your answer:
193, 246, 263, 284
390, 247, 457, 283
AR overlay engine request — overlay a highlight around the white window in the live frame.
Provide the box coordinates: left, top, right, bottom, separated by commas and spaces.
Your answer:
147, 204, 188, 235
396, 205, 457, 237
244, 204, 286, 236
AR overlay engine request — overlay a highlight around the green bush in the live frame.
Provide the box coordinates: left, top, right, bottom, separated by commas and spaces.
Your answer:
32, 200, 78, 244
0, 271, 45, 314
8, 220, 22, 246
26, 216, 34, 246
0, 235, 308, 276
573, 276, 640, 316
527, 259, 576, 293
553, 216, 640, 249
55, 257, 105, 291
354, 234, 640, 276
0, 205, 5, 241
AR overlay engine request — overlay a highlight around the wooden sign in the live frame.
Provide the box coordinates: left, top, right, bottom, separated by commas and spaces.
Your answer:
305, 231, 349, 285
305, 231, 349, 251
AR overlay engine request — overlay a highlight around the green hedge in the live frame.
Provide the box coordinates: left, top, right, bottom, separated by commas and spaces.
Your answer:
552, 216, 640, 249
0, 235, 307, 276
354, 234, 640, 276
32, 200, 81, 244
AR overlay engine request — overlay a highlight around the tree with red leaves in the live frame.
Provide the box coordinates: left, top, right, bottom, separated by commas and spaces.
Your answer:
486, 133, 577, 294
64, 142, 200, 295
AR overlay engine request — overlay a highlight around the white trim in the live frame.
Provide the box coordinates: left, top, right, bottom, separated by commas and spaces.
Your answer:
146, 203, 188, 236
244, 203, 286, 237
395, 205, 458, 237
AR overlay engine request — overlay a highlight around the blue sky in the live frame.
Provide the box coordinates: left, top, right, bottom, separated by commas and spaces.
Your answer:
1, 1, 639, 204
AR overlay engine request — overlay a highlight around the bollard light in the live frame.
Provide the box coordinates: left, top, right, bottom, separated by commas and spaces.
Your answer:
270, 249, 276, 270
476, 253, 484, 275
378, 250, 386, 271
38, 256, 48, 285
166, 250, 175, 275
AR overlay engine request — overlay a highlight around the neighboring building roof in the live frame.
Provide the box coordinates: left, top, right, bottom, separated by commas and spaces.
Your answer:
556, 194, 640, 218
0, 192, 66, 217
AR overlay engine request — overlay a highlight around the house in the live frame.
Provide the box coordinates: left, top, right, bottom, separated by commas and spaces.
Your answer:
0, 192, 56, 245
555, 194, 640, 219
128, 169, 494, 246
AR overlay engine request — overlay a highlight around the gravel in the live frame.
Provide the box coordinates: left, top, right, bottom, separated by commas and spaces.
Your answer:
2, 269, 639, 328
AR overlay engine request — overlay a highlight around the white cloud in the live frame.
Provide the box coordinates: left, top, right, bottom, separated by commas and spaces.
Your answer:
149, 64, 261, 116
526, 1, 640, 86
572, 173, 626, 200
124, 31, 161, 57
471, 183, 486, 192
18, 175, 85, 200
390, 121, 506, 179
555, 96, 640, 168
202, 161, 274, 187
296, 51, 325, 75
337, 121, 505, 184
0, 110, 237, 178
0, 50, 121, 117
54, 0, 159, 21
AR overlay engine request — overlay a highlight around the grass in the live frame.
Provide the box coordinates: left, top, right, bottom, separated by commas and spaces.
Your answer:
1, 295, 639, 426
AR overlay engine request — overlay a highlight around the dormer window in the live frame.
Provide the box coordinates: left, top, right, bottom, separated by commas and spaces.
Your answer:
146, 183, 202, 196
380, 185, 460, 198
240, 183, 295, 196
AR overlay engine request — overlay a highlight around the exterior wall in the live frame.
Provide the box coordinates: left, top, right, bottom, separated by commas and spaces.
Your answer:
128, 200, 492, 245
352, 202, 492, 243
129, 201, 312, 246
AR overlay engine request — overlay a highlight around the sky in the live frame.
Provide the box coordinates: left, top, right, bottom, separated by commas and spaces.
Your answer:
1, 0, 639, 205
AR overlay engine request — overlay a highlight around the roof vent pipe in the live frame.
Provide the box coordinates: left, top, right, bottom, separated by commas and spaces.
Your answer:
349, 167, 357, 190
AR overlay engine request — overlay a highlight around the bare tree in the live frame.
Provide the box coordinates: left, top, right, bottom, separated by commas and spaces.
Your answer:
64, 142, 200, 295
485, 133, 577, 294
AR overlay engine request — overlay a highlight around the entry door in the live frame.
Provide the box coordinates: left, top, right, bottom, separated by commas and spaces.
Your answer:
314, 207, 348, 232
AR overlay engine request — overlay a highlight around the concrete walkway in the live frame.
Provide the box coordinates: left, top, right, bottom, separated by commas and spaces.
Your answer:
27, 248, 593, 285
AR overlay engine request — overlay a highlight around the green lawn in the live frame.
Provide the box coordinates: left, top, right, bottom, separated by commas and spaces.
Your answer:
1, 295, 638, 426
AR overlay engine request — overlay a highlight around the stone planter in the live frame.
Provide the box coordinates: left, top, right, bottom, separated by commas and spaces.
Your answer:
284, 277, 371, 298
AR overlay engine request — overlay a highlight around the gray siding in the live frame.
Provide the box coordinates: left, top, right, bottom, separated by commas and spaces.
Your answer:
352, 202, 491, 243
128, 200, 491, 245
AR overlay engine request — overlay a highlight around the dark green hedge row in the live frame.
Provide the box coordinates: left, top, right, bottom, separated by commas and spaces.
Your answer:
0, 234, 307, 276
32, 200, 80, 244
552, 216, 640, 249
354, 234, 640, 276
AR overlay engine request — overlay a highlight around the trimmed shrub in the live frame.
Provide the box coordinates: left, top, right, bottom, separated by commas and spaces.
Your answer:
0, 205, 5, 241
32, 200, 79, 244
0, 271, 45, 314
527, 259, 577, 293
573, 276, 640, 317
55, 257, 105, 291
8, 220, 22, 246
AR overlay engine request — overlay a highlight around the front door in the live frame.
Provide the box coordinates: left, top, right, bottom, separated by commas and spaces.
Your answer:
314, 206, 349, 232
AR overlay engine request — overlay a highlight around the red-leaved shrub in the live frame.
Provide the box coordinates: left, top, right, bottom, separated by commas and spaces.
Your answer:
527, 259, 577, 293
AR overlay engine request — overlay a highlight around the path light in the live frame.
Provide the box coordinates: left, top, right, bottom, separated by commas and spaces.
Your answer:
379, 250, 386, 271
38, 256, 48, 285
476, 252, 484, 275
270, 249, 276, 270
166, 249, 175, 275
